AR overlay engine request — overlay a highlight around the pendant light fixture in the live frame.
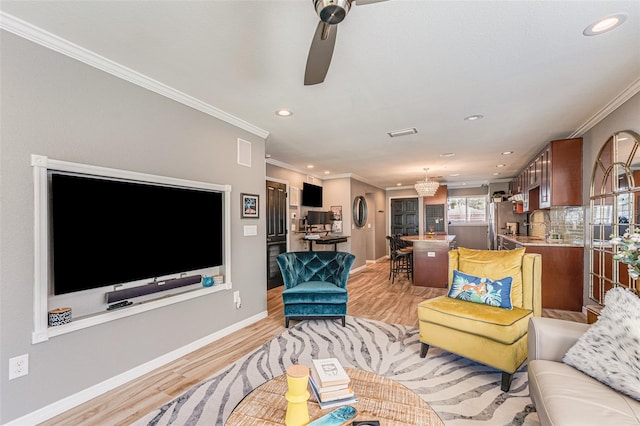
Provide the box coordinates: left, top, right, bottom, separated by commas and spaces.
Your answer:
415, 168, 439, 197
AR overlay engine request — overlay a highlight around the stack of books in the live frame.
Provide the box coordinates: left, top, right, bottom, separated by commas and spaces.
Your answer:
309, 358, 357, 409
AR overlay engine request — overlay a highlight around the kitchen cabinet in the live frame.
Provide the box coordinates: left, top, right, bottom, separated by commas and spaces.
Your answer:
528, 158, 541, 188
525, 245, 584, 311
539, 138, 583, 208
511, 138, 582, 208
500, 235, 584, 311
539, 148, 551, 207
522, 186, 539, 213
403, 235, 456, 288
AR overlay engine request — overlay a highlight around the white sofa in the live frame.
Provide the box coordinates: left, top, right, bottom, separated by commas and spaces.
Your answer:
527, 317, 640, 425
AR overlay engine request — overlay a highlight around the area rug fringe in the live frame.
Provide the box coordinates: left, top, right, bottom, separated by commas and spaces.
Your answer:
133, 316, 538, 426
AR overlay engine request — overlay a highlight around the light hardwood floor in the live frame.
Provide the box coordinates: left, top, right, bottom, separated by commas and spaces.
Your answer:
41, 261, 585, 425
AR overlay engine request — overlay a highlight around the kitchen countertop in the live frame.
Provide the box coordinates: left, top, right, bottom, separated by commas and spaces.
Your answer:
500, 234, 584, 248
401, 235, 456, 243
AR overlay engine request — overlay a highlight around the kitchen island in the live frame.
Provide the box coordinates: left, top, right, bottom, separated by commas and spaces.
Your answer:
401, 235, 456, 288
499, 235, 584, 311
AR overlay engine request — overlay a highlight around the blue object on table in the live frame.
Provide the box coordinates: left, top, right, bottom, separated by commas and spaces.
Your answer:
307, 405, 357, 426
202, 276, 214, 287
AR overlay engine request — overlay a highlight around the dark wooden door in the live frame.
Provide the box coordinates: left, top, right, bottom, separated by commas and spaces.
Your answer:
391, 198, 419, 235
267, 180, 287, 289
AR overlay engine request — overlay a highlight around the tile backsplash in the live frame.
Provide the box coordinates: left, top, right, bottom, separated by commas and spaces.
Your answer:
549, 206, 584, 244
528, 206, 584, 243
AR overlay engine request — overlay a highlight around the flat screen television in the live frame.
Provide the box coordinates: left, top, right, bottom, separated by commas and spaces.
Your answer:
50, 172, 224, 295
306, 211, 332, 225
302, 182, 323, 207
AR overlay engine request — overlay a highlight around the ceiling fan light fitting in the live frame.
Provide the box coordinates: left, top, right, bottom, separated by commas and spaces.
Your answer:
314, 0, 352, 24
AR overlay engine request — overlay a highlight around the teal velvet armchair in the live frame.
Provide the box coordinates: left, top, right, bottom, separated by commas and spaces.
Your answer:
276, 251, 356, 328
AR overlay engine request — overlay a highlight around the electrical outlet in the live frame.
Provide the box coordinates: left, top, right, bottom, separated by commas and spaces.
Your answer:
9, 354, 28, 380
233, 291, 242, 309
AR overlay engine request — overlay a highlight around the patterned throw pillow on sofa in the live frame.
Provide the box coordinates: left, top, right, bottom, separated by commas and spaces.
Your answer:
447, 269, 513, 309
563, 287, 640, 401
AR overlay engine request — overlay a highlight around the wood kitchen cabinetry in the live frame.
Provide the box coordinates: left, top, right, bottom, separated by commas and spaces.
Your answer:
525, 244, 584, 311
538, 137, 582, 208
403, 235, 455, 288
500, 235, 584, 311
511, 137, 582, 208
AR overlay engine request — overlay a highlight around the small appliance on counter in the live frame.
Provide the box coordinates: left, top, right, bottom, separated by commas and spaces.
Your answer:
506, 222, 519, 236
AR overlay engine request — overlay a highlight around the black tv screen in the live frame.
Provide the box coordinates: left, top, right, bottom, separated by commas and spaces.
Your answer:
50, 173, 223, 295
302, 182, 323, 207
307, 211, 332, 225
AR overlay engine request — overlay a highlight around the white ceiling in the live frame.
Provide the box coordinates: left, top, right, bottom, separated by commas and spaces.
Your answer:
2, 0, 639, 189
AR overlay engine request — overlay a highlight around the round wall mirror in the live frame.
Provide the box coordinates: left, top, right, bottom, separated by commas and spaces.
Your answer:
353, 195, 368, 228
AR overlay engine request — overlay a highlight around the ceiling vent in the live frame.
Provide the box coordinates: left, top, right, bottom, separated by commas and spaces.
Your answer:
387, 128, 418, 138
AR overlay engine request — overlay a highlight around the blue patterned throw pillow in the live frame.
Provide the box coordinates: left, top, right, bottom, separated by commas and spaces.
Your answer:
447, 270, 513, 309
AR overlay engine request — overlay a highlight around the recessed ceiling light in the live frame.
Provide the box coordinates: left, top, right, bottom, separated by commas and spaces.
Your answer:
449, 173, 461, 177
275, 108, 293, 117
324, 170, 330, 174
493, 172, 500, 176
397, 183, 402, 186
306, 164, 314, 169
464, 114, 484, 121
387, 127, 418, 138
496, 164, 506, 168
501, 151, 514, 155
440, 153, 455, 157
583, 13, 627, 36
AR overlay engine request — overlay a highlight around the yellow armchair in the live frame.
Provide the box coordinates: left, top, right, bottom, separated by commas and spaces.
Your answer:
417, 247, 542, 391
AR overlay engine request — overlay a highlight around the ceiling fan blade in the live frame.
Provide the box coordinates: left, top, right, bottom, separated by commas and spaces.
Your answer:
354, 0, 388, 5
304, 21, 337, 86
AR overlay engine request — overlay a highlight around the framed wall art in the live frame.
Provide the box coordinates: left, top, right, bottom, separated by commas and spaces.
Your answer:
241, 193, 259, 218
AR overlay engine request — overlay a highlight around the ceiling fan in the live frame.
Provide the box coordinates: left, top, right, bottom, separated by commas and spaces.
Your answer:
304, 0, 388, 85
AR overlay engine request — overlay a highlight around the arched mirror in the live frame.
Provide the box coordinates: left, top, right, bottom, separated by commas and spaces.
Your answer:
353, 195, 368, 228
589, 130, 640, 305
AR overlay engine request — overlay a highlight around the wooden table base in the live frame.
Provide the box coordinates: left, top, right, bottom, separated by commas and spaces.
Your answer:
226, 367, 443, 425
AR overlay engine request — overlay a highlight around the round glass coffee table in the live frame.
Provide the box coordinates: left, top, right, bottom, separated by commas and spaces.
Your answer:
226, 367, 443, 425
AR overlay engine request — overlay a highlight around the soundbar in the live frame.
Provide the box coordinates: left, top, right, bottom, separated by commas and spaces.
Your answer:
105, 274, 202, 304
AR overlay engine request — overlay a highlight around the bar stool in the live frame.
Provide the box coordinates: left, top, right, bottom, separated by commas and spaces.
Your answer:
386, 235, 413, 283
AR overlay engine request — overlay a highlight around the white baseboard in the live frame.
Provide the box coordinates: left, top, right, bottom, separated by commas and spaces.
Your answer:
3, 311, 268, 426
350, 264, 367, 274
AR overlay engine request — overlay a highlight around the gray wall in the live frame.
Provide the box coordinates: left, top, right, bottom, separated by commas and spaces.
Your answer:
581, 92, 640, 306
0, 32, 266, 422
264, 165, 388, 268
350, 179, 387, 269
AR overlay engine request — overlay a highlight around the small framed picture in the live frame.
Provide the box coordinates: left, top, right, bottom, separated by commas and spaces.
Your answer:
330, 205, 343, 221
241, 193, 259, 219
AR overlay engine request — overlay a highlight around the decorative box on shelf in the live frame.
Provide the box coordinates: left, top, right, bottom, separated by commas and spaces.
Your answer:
48, 307, 72, 326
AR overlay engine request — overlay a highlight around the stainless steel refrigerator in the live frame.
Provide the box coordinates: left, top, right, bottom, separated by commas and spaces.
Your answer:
488, 202, 527, 250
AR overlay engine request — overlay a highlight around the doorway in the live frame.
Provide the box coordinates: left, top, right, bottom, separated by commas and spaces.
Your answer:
391, 198, 419, 235
266, 180, 287, 289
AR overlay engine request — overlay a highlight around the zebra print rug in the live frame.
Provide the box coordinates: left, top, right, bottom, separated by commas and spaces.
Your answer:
134, 316, 539, 426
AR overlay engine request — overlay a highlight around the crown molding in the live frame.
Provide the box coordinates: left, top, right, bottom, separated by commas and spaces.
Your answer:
324, 173, 383, 189
265, 158, 324, 180
0, 11, 270, 140
265, 159, 385, 189
570, 77, 640, 138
